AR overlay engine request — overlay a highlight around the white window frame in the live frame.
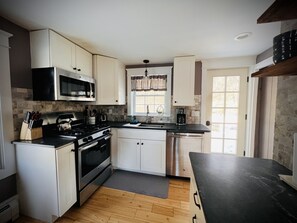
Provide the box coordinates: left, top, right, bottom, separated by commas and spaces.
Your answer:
126, 66, 172, 117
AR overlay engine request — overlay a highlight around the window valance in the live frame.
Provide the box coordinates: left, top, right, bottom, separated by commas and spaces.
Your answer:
131, 75, 167, 91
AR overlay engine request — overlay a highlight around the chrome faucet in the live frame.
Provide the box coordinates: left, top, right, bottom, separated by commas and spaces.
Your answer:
146, 105, 151, 123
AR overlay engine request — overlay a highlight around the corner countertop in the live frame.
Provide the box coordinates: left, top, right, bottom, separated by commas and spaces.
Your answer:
108, 121, 210, 133
189, 152, 297, 223
13, 137, 75, 148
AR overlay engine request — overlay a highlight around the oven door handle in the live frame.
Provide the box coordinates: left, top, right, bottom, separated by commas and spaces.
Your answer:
79, 142, 99, 151
104, 135, 111, 141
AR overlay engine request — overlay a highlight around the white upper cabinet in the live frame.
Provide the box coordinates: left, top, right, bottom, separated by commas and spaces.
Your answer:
173, 56, 195, 106
30, 29, 93, 77
75, 45, 92, 76
93, 55, 126, 105
50, 30, 76, 72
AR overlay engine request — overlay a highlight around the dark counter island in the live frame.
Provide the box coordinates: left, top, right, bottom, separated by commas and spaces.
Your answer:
189, 152, 297, 223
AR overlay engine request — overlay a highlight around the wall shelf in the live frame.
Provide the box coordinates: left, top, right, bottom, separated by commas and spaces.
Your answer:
251, 56, 297, 77
257, 0, 297, 24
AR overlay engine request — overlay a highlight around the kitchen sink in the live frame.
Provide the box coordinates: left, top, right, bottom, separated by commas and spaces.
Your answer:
139, 123, 165, 128
122, 123, 165, 128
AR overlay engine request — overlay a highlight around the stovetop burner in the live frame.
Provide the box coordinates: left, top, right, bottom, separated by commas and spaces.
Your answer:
58, 123, 109, 139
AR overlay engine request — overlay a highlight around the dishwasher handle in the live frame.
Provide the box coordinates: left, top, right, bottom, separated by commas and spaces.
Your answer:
167, 132, 203, 138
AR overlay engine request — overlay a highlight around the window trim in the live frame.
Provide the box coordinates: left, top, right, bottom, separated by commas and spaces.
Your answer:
0, 95, 4, 169
127, 66, 172, 117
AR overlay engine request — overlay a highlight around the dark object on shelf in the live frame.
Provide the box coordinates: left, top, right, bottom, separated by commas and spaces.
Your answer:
273, 30, 297, 64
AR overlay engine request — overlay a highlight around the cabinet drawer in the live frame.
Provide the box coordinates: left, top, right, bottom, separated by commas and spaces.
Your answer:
118, 129, 166, 141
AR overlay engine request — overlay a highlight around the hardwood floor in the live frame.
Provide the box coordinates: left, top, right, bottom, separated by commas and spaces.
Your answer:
15, 178, 190, 223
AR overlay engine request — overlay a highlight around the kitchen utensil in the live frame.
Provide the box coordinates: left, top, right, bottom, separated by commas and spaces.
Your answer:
56, 113, 74, 131
24, 111, 31, 123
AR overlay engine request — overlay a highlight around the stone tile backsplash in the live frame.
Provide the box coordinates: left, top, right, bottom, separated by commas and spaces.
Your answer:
273, 76, 297, 170
12, 87, 201, 139
11, 88, 86, 139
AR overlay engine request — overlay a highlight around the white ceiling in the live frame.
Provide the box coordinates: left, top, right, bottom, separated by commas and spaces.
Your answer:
0, 0, 280, 65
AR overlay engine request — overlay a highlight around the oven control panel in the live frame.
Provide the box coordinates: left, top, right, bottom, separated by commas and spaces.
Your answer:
78, 127, 111, 146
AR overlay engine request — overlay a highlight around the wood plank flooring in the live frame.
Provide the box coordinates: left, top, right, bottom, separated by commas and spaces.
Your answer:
15, 178, 190, 223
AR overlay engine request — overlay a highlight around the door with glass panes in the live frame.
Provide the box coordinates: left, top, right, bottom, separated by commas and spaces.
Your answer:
205, 68, 248, 156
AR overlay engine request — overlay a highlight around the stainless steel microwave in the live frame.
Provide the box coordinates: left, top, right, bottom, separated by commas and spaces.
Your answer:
32, 67, 96, 101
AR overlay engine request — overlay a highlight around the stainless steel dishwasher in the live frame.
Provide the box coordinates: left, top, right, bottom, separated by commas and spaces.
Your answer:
166, 132, 203, 177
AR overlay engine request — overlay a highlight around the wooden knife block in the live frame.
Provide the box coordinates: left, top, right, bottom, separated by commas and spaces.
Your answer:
20, 122, 43, 140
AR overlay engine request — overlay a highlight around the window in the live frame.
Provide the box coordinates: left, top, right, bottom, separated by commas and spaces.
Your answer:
127, 67, 172, 116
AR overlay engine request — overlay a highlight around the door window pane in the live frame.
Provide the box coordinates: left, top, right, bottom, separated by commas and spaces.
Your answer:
226, 76, 240, 91
212, 93, 225, 107
224, 140, 237, 154
213, 77, 225, 92
211, 124, 224, 138
212, 109, 224, 123
226, 93, 239, 108
224, 124, 237, 139
225, 109, 238, 123
211, 139, 223, 153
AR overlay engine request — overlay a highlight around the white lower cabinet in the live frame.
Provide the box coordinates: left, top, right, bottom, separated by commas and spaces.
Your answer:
190, 171, 206, 223
118, 138, 140, 171
117, 129, 166, 175
15, 143, 76, 223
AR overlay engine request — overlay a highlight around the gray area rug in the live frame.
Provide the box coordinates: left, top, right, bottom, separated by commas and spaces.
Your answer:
103, 169, 169, 198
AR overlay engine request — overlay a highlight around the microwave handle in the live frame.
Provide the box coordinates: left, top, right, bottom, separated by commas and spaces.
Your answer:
89, 83, 94, 98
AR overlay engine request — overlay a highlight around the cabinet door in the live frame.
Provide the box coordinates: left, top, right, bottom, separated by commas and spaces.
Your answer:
75, 46, 92, 77
56, 143, 76, 216
93, 55, 117, 104
115, 60, 126, 105
117, 138, 140, 171
173, 56, 195, 106
111, 128, 118, 168
140, 139, 166, 175
190, 175, 206, 223
50, 31, 76, 72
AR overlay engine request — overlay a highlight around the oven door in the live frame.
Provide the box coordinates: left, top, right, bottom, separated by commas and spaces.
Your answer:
78, 134, 111, 190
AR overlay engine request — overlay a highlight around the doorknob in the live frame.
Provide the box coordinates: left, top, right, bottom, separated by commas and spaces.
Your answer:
206, 120, 211, 126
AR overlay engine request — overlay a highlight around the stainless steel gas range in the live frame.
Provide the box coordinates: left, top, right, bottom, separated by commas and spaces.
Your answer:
42, 112, 112, 206
73, 126, 112, 206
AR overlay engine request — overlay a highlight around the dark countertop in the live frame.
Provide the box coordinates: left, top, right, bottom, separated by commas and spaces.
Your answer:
12, 122, 209, 148
108, 121, 210, 133
13, 137, 75, 148
189, 152, 297, 223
